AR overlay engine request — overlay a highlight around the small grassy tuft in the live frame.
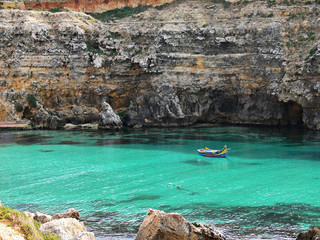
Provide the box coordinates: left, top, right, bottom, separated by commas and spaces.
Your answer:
310, 48, 316, 55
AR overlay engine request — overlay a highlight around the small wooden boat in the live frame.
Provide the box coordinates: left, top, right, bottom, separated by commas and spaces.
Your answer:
197, 145, 227, 158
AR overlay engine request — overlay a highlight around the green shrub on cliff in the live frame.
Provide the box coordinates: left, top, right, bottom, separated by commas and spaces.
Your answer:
86, 42, 107, 55
211, 0, 231, 8
27, 94, 37, 109
155, 3, 170, 10
0, 206, 61, 240
15, 103, 24, 112
86, 5, 152, 22
48, 6, 63, 13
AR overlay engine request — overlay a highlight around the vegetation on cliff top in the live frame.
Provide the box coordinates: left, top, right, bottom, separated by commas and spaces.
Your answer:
85, 0, 320, 22
0, 206, 61, 240
86, 5, 152, 22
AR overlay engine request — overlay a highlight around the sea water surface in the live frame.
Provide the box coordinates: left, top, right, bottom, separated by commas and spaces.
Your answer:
0, 126, 320, 239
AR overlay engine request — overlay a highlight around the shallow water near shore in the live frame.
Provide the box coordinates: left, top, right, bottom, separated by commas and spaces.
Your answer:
0, 126, 320, 239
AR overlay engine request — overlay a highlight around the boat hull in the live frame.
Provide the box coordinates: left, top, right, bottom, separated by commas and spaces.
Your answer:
198, 152, 227, 158
197, 147, 227, 158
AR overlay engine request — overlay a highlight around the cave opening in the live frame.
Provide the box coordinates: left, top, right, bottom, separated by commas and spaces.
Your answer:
283, 101, 303, 127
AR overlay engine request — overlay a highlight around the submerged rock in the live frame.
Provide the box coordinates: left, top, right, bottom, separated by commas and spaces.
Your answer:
296, 226, 320, 240
136, 208, 225, 240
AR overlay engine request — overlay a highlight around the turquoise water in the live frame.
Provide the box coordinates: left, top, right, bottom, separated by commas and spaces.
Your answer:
0, 126, 320, 239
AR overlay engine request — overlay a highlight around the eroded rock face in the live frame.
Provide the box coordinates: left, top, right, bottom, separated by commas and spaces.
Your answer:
296, 226, 320, 240
0, 2, 319, 130
99, 101, 122, 128
24, 0, 174, 13
136, 208, 226, 240
39, 218, 89, 240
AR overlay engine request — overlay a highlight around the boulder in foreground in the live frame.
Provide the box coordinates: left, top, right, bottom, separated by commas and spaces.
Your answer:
136, 208, 226, 240
39, 218, 93, 240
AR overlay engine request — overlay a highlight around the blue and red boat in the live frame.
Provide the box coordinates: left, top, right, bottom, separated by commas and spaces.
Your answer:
197, 145, 227, 158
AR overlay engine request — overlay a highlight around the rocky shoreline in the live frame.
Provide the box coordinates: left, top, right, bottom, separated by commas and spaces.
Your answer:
0, 201, 95, 240
1, 200, 319, 240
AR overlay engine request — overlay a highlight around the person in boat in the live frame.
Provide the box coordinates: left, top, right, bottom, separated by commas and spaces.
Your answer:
218, 145, 227, 154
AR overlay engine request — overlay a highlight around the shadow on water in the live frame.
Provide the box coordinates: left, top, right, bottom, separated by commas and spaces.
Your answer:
118, 195, 161, 204
240, 162, 262, 166
0, 133, 53, 145
58, 140, 86, 145
183, 160, 213, 166
90, 199, 116, 208
39, 149, 54, 152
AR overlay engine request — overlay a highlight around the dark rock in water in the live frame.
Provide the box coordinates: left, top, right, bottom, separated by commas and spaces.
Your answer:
52, 208, 80, 220
296, 226, 320, 240
136, 208, 226, 240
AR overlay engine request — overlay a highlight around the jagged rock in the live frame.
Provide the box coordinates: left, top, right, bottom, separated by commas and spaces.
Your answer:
33, 212, 52, 223
32, 108, 64, 129
71, 232, 95, 240
99, 102, 122, 129
39, 218, 86, 240
136, 208, 226, 240
52, 208, 80, 220
296, 226, 320, 240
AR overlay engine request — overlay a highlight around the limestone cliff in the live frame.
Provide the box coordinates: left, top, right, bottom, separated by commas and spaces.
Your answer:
24, 0, 174, 13
0, 1, 319, 129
